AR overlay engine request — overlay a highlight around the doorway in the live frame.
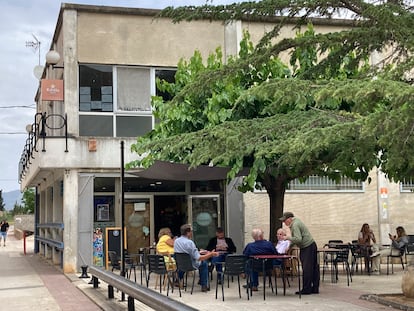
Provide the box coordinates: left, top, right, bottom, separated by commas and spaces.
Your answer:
154, 195, 187, 239
124, 197, 151, 252
189, 195, 220, 249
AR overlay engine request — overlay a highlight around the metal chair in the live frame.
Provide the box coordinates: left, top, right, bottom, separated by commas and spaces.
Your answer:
349, 241, 365, 275
332, 245, 352, 286
108, 251, 121, 272
174, 253, 197, 297
146, 254, 173, 295
247, 257, 275, 300
215, 254, 249, 301
387, 246, 406, 275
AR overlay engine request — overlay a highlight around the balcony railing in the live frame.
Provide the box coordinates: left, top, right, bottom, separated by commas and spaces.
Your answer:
19, 112, 68, 183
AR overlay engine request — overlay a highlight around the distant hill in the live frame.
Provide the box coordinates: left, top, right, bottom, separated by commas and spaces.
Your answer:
2, 190, 23, 211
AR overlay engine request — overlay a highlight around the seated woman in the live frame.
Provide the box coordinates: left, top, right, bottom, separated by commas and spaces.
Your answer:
358, 223, 377, 272
156, 227, 176, 270
276, 228, 291, 254
371, 226, 408, 274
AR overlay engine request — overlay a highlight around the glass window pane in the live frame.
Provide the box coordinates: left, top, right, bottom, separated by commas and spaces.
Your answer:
79, 115, 113, 136
79, 65, 113, 112
117, 67, 151, 111
155, 69, 176, 101
116, 115, 152, 137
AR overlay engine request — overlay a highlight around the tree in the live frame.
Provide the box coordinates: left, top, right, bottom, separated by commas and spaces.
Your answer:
129, 1, 414, 241
21, 188, 35, 214
0, 190, 5, 212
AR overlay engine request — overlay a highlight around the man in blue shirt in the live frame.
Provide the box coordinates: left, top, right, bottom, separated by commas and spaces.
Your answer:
174, 224, 218, 292
243, 228, 277, 291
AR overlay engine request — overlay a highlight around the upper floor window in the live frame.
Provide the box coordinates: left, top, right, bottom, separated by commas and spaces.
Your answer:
79, 65, 113, 112
287, 175, 364, 192
401, 179, 414, 192
78, 65, 176, 138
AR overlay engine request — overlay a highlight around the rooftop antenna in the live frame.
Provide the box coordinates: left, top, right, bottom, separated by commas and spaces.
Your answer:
25, 34, 44, 79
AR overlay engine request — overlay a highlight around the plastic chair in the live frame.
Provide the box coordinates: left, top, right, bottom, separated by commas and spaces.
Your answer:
215, 254, 249, 301
146, 254, 173, 295
174, 253, 197, 297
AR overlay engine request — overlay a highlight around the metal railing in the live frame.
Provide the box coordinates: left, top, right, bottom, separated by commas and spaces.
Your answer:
18, 112, 68, 183
89, 266, 197, 311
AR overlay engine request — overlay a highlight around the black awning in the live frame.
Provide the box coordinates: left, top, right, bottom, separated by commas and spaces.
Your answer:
127, 160, 247, 181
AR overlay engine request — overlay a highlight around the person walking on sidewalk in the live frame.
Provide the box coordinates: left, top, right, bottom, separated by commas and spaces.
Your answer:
0, 220, 9, 246
280, 212, 319, 295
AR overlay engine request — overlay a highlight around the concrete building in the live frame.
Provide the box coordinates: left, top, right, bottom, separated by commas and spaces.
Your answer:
18, 3, 414, 273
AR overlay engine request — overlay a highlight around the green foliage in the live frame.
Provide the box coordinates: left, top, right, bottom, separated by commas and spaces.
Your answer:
130, 0, 414, 240
21, 188, 35, 214
0, 190, 4, 212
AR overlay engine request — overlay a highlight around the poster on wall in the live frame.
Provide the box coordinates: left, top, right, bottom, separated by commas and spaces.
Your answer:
97, 204, 110, 221
92, 228, 104, 267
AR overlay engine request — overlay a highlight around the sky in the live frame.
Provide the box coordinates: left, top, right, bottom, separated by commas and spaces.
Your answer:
0, 0, 237, 193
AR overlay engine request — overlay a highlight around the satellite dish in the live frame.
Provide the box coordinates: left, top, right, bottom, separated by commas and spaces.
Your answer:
33, 65, 44, 80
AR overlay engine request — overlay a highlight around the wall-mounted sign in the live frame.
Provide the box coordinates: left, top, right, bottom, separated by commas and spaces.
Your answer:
41, 79, 64, 101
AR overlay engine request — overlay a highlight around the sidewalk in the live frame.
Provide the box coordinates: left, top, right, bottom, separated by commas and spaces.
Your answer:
1, 226, 411, 311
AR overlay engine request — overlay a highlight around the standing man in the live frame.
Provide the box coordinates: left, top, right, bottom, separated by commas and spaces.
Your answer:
206, 227, 236, 283
0, 219, 10, 247
174, 224, 218, 292
279, 212, 319, 295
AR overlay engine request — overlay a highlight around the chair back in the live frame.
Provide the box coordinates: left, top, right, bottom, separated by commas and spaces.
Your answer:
108, 251, 120, 270
175, 253, 197, 272
147, 254, 168, 274
407, 235, 414, 254
334, 245, 350, 263
327, 240, 344, 248
249, 257, 273, 274
224, 255, 248, 276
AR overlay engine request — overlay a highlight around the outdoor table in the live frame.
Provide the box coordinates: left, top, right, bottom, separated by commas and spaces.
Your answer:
250, 254, 300, 299
318, 247, 342, 283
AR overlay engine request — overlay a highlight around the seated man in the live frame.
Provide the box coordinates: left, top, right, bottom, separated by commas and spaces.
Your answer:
243, 228, 277, 291
174, 224, 219, 292
206, 227, 236, 283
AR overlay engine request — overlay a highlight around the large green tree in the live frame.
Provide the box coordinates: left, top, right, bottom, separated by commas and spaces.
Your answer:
129, 0, 414, 241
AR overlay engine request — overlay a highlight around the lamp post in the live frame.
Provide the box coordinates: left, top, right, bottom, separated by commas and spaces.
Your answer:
45, 50, 64, 69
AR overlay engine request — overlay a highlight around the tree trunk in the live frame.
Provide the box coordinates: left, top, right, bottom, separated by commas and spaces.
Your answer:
263, 175, 287, 243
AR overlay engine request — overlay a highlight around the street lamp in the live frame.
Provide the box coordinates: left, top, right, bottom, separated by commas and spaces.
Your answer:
46, 50, 64, 69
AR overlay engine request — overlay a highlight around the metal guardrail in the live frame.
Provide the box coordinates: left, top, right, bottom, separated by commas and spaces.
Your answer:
89, 266, 197, 311
35, 236, 64, 250
37, 223, 64, 229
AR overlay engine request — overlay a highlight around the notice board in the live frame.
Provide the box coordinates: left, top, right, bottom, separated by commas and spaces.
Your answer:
105, 227, 125, 270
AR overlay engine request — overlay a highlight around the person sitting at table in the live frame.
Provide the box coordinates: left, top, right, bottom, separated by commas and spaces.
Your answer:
205, 227, 236, 284
243, 228, 277, 291
156, 227, 176, 270
276, 228, 291, 254
371, 226, 409, 274
358, 223, 378, 272
174, 224, 219, 292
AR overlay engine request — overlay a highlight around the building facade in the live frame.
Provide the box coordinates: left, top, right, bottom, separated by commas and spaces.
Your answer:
18, 4, 414, 273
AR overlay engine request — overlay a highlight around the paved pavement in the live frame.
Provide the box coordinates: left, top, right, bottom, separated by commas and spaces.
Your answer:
1, 226, 412, 311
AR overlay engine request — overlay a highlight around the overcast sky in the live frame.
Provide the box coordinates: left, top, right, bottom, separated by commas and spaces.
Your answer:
0, 0, 237, 193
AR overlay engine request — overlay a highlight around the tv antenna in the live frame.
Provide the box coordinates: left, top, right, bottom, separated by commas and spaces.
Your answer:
25, 34, 41, 65
25, 34, 44, 80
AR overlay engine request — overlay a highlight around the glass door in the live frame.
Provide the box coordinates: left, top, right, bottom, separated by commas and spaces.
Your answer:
189, 195, 220, 249
124, 196, 152, 252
